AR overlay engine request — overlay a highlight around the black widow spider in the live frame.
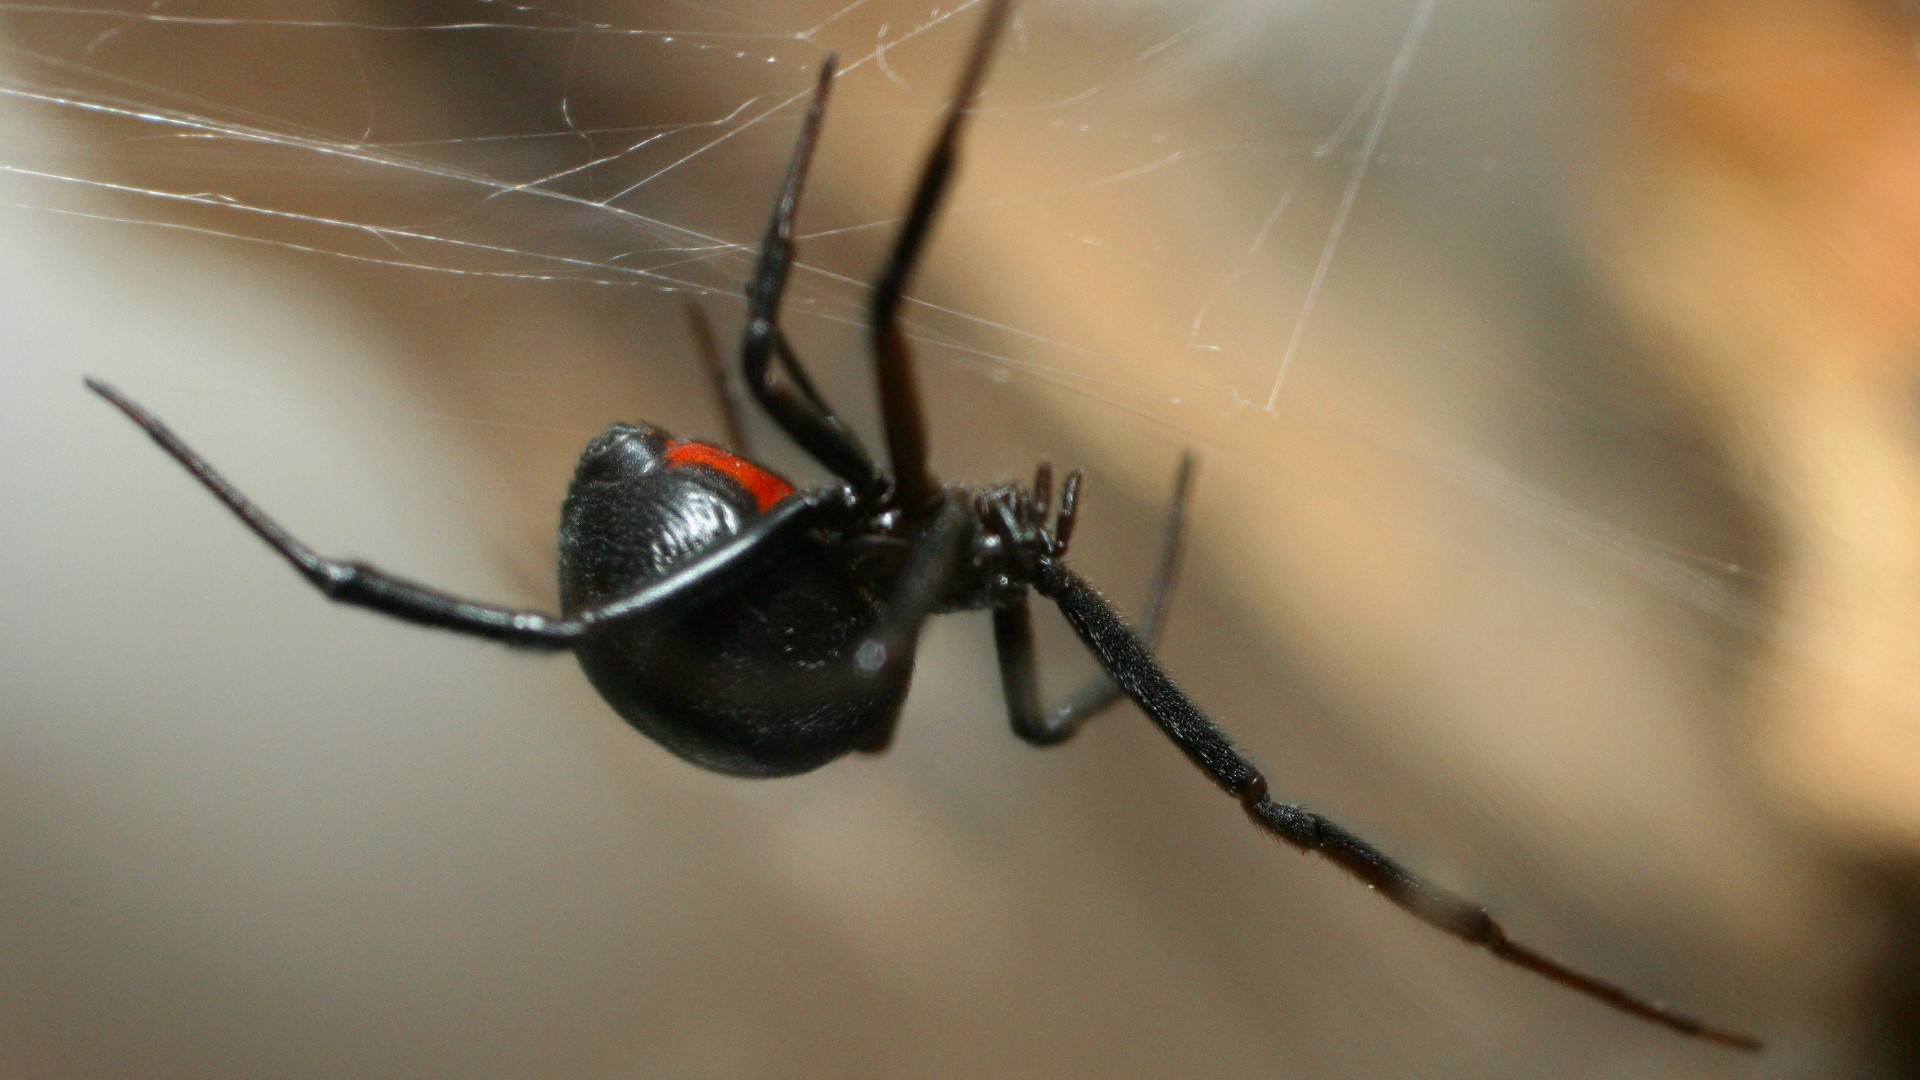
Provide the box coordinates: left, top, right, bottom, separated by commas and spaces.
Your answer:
86, 0, 1758, 1052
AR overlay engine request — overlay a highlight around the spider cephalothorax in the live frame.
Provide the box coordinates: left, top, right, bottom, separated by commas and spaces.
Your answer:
86, 0, 1758, 1051
950, 465, 1079, 610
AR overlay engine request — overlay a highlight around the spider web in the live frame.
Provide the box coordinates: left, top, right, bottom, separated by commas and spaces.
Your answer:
0, 0, 1758, 620
0, 4, 1811, 1077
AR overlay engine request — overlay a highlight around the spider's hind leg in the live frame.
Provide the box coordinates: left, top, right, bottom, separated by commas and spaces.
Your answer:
683, 300, 751, 453
85, 378, 585, 649
737, 58, 883, 495
87, 378, 857, 652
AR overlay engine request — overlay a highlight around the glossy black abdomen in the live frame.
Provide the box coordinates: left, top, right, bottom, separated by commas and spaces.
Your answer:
557, 424, 902, 776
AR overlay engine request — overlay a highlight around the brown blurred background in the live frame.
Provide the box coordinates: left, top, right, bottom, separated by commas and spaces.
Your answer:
2, 0, 1918, 1075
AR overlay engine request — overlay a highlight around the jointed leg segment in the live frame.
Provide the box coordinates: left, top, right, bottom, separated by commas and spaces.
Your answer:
738, 58, 883, 497
85, 378, 856, 651
996, 453, 1195, 744
866, 0, 1012, 506
1032, 559, 1761, 1051
682, 300, 750, 453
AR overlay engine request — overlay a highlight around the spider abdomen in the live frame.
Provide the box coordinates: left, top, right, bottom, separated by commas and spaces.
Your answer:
557, 423, 904, 777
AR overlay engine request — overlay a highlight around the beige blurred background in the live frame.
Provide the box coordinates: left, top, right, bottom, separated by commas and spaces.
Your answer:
1, 0, 1917, 1076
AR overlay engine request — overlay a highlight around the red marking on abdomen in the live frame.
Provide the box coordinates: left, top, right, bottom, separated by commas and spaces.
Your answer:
665, 441, 795, 513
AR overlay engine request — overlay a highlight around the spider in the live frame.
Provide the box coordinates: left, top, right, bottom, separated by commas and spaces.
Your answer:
86, 0, 1757, 1052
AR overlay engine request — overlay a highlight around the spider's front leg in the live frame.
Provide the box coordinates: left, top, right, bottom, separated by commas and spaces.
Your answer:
994, 454, 1194, 744
1030, 557, 1763, 1052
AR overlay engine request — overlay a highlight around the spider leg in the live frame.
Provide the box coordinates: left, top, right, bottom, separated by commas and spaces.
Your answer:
1031, 559, 1762, 1052
682, 300, 750, 452
838, 497, 975, 753
848, 498, 971, 685
740, 57, 884, 496
87, 378, 856, 650
689, 305, 833, 460
991, 597, 1053, 742
867, 0, 1011, 507
1001, 453, 1195, 742
772, 328, 838, 419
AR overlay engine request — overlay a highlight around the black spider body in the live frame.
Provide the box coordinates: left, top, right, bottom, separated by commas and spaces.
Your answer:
82, 0, 1758, 1051
559, 422, 900, 776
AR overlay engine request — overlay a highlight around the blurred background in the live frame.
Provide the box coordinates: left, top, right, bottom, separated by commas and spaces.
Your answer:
2, 0, 1918, 1075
